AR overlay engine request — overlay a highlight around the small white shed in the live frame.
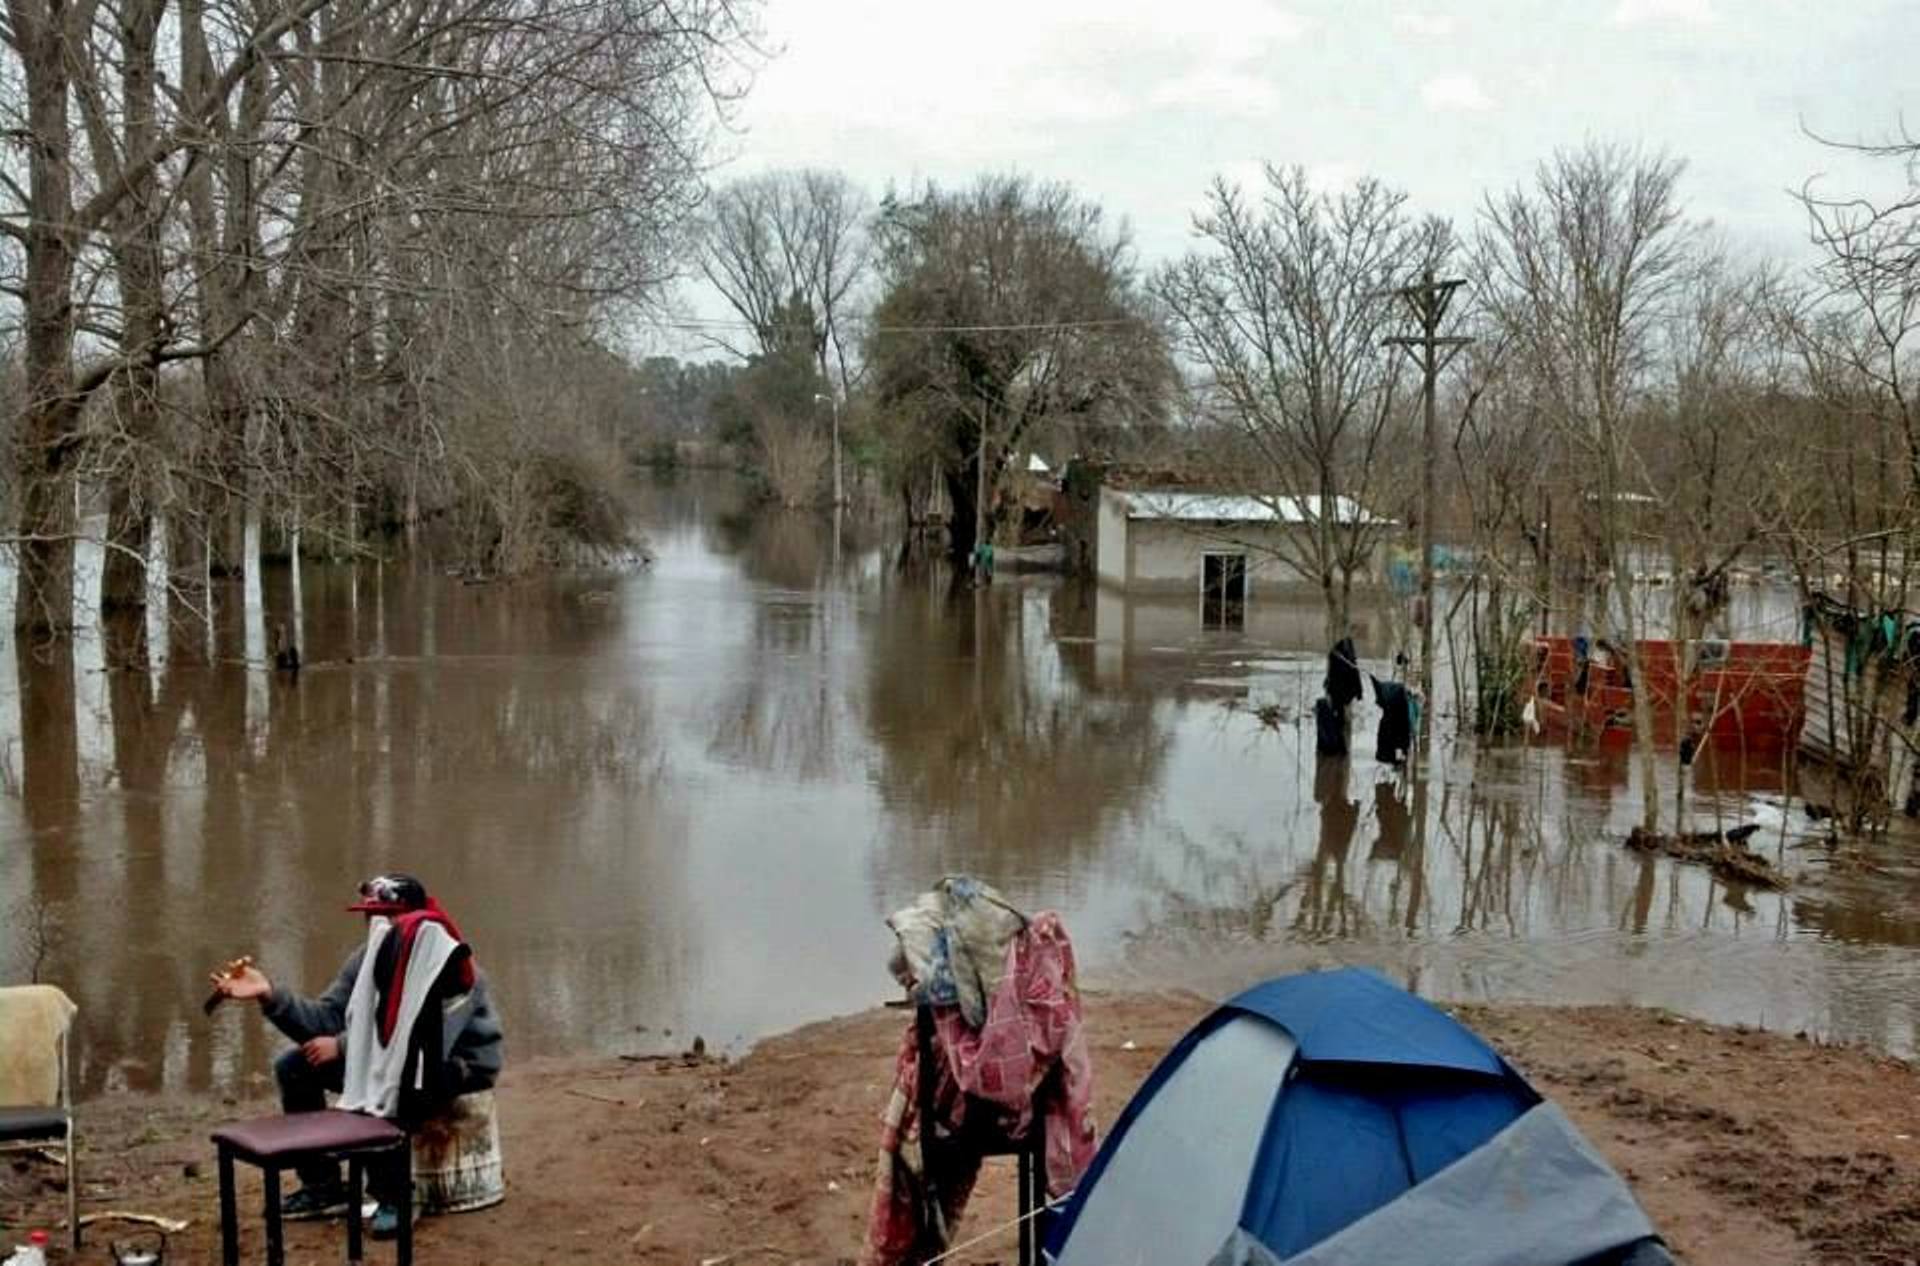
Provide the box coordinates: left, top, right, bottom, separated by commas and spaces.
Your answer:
1094, 488, 1386, 626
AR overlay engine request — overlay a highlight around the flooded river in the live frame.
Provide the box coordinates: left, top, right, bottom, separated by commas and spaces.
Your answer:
5, 474, 1920, 1096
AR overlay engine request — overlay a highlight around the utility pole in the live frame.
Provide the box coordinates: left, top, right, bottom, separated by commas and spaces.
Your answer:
815, 391, 844, 508
1383, 269, 1472, 732
830, 391, 843, 508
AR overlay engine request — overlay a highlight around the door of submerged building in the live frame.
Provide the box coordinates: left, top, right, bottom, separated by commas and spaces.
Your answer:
1202, 553, 1247, 629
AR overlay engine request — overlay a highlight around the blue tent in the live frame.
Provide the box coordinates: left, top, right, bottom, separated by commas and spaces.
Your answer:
1046, 968, 1672, 1266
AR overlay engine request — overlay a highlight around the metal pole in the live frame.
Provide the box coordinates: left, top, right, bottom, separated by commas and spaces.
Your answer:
1419, 272, 1439, 714
831, 392, 844, 508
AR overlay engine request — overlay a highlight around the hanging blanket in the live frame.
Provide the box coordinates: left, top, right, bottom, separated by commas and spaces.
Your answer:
0, 985, 76, 1107
862, 911, 1096, 1266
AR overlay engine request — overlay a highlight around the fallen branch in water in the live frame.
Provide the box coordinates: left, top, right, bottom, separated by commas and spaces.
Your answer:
1626, 825, 1790, 890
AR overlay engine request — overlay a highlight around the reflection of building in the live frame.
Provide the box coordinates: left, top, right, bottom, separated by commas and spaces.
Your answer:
1093, 488, 1386, 629
1087, 585, 1387, 688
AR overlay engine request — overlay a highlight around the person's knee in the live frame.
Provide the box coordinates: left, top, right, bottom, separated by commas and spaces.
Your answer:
273, 1046, 308, 1091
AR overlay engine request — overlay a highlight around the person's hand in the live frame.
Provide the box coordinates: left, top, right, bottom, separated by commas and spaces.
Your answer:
301, 1035, 342, 1066
209, 958, 271, 1001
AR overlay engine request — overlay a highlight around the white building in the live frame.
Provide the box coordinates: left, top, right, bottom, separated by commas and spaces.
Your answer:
1093, 487, 1389, 628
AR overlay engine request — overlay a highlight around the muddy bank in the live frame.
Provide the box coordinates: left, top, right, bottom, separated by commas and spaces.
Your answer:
5, 991, 1915, 1264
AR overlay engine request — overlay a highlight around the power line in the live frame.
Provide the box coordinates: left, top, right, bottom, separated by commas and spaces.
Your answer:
650, 314, 1148, 335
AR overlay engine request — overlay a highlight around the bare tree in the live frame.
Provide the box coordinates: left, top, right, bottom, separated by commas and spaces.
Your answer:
1765, 127, 1920, 832
1476, 142, 1693, 833
1156, 165, 1447, 642
868, 174, 1172, 564
0, 0, 764, 635
701, 169, 872, 503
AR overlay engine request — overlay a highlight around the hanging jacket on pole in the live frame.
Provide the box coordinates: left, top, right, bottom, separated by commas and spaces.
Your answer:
1314, 696, 1348, 758
1372, 676, 1414, 765
1326, 638, 1363, 713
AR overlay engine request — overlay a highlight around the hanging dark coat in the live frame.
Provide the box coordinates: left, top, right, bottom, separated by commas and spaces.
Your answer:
1372, 676, 1414, 765
1314, 697, 1349, 758
1327, 638, 1363, 712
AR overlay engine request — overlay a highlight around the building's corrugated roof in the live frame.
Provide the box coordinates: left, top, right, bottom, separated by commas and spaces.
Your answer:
1120, 489, 1386, 525
1027, 454, 1051, 473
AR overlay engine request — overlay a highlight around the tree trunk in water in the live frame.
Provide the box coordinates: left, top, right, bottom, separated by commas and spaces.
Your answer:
14, 442, 77, 634
17, 632, 79, 839
98, 0, 165, 618
101, 485, 150, 613
13, 0, 79, 634
206, 481, 246, 578
166, 512, 211, 664
945, 463, 977, 564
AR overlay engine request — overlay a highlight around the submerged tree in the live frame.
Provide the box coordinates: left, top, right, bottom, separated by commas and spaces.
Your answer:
0, 0, 764, 630
701, 169, 871, 504
1765, 125, 1920, 833
1477, 143, 1695, 833
1156, 166, 1448, 643
866, 175, 1172, 564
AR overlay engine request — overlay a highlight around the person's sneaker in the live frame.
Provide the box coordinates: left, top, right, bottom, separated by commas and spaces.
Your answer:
368, 1201, 418, 1240
282, 1183, 349, 1221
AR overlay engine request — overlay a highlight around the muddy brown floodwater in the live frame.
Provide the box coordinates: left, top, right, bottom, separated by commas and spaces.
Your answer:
5, 473, 1920, 1101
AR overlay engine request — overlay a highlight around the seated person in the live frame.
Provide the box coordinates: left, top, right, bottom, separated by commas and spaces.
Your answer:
210, 873, 503, 1238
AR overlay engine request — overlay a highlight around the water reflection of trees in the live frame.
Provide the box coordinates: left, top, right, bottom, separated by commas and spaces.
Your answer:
707, 502, 881, 594
1121, 744, 1795, 962
698, 510, 893, 783
705, 602, 853, 782
5, 562, 670, 1094
861, 579, 1171, 877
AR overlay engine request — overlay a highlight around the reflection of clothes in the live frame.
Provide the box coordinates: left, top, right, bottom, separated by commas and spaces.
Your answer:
1371, 780, 1413, 861
1314, 758, 1358, 857
1326, 638, 1362, 711
863, 912, 1096, 1266
1314, 696, 1348, 757
1372, 676, 1415, 764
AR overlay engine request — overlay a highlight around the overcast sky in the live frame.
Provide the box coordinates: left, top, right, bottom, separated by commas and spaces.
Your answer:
652, 0, 1916, 358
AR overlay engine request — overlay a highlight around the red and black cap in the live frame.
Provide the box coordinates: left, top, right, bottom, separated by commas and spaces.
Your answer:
346, 873, 429, 915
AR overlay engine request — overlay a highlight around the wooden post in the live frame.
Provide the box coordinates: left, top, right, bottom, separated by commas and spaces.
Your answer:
975, 396, 989, 565
1385, 272, 1472, 741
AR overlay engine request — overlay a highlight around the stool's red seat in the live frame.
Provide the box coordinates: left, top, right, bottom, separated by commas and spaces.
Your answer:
213, 1110, 404, 1163
211, 1109, 411, 1265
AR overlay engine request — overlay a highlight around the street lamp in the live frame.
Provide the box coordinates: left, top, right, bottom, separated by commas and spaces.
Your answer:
814, 391, 843, 507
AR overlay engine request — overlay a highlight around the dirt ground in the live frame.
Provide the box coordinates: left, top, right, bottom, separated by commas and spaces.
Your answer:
6, 990, 1918, 1265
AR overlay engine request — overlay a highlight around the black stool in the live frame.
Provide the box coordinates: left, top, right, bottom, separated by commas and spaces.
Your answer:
210, 1109, 412, 1266
915, 1005, 1052, 1266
